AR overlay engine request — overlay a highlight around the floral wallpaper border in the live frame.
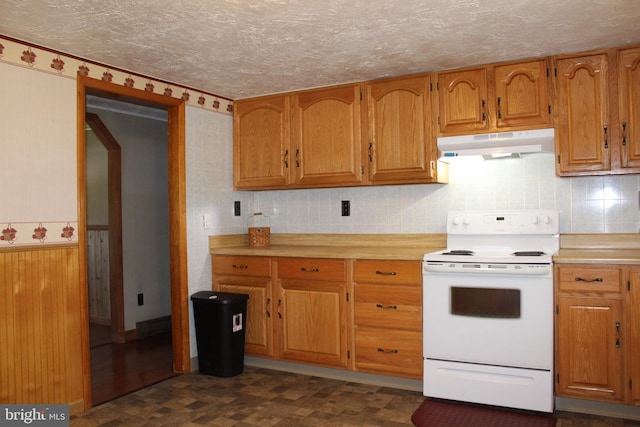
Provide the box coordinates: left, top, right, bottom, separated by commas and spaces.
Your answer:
1, 222, 78, 246
0, 35, 233, 115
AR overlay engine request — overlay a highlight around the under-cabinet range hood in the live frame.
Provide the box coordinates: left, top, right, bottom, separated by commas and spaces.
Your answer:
437, 128, 555, 161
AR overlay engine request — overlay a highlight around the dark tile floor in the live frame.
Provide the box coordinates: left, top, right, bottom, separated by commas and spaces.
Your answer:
71, 367, 640, 426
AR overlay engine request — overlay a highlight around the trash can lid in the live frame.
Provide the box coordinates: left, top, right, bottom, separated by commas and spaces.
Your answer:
190, 291, 249, 303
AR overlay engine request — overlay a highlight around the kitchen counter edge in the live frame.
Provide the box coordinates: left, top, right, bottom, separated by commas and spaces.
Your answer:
209, 233, 446, 261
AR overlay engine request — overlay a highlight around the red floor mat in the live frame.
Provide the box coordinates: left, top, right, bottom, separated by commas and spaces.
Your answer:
412, 399, 556, 427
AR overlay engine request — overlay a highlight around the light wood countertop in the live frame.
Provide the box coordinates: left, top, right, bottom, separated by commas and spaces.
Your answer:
210, 233, 640, 264
209, 233, 446, 261
554, 233, 640, 265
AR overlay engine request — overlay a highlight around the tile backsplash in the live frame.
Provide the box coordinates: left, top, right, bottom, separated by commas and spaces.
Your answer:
253, 155, 640, 235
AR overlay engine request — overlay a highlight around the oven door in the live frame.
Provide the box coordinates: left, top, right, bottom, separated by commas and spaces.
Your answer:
423, 268, 553, 370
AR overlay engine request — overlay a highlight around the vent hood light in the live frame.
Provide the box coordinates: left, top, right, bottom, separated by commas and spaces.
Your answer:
438, 128, 555, 162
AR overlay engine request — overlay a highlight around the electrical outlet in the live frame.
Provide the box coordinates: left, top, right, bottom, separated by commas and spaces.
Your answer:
137, 293, 144, 306
234, 201, 241, 216
341, 200, 350, 216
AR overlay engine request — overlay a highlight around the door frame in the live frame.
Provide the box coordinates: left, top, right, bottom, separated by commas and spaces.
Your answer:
77, 75, 189, 409
85, 113, 125, 343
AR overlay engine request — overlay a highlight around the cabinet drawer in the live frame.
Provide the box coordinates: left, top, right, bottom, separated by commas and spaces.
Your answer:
212, 255, 271, 277
354, 260, 421, 285
355, 327, 422, 378
278, 258, 347, 282
557, 265, 622, 293
354, 284, 421, 330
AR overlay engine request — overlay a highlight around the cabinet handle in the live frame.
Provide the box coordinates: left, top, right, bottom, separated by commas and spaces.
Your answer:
604, 125, 609, 149
616, 322, 621, 348
376, 304, 397, 310
377, 348, 399, 354
266, 298, 271, 318
375, 270, 397, 276
574, 277, 603, 283
277, 299, 282, 319
295, 149, 300, 167
622, 122, 627, 146
481, 99, 486, 122
368, 142, 374, 162
300, 267, 320, 273
497, 97, 502, 119
232, 264, 249, 269
284, 149, 289, 168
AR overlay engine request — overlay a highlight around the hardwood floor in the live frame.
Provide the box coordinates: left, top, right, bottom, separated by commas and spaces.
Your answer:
90, 325, 176, 405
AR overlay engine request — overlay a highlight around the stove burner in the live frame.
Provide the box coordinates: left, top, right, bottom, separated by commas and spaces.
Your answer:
512, 251, 546, 256
442, 250, 475, 256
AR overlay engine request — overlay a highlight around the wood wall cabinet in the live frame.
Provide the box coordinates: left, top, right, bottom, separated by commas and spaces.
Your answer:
554, 264, 640, 405
353, 260, 422, 379
276, 258, 351, 368
554, 52, 612, 174
212, 255, 274, 357
233, 95, 290, 189
234, 80, 447, 190
292, 84, 364, 187
554, 46, 640, 175
366, 74, 443, 184
619, 46, 640, 170
436, 59, 551, 136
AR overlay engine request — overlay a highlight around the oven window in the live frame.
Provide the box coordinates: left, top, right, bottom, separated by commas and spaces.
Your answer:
450, 287, 521, 318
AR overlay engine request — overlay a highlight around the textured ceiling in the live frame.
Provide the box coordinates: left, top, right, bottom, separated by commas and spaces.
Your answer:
1, 0, 640, 100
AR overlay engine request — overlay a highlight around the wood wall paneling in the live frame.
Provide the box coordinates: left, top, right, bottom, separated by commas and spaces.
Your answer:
0, 246, 84, 411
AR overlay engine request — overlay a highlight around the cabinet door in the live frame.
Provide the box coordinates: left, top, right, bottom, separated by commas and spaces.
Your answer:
278, 280, 348, 368
233, 95, 290, 189
214, 277, 274, 357
437, 68, 489, 134
292, 84, 363, 187
619, 47, 640, 169
556, 296, 624, 402
555, 53, 611, 174
367, 75, 435, 183
495, 59, 551, 129
629, 270, 640, 404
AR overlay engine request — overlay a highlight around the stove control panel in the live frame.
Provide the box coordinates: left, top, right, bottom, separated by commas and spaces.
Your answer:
447, 210, 559, 235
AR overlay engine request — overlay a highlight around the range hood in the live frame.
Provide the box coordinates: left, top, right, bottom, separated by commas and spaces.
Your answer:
437, 128, 555, 161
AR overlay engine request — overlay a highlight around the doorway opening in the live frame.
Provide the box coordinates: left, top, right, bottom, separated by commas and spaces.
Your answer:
77, 76, 190, 410
85, 109, 175, 404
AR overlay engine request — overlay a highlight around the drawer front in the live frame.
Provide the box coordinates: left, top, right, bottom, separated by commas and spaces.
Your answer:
278, 258, 347, 282
354, 260, 421, 285
354, 284, 421, 330
355, 327, 422, 378
212, 255, 271, 277
557, 265, 621, 293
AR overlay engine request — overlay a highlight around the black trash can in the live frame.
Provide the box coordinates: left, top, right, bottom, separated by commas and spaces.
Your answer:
191, 291, 249, 377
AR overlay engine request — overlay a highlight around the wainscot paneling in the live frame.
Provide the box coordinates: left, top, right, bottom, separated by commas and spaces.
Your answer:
0, 245, 85, 412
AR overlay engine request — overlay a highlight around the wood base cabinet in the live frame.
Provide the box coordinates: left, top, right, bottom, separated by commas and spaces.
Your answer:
353, 260, 422, 379
212, 255, 274, 357
277, 258, 350, 368
555, 264, 640, 405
